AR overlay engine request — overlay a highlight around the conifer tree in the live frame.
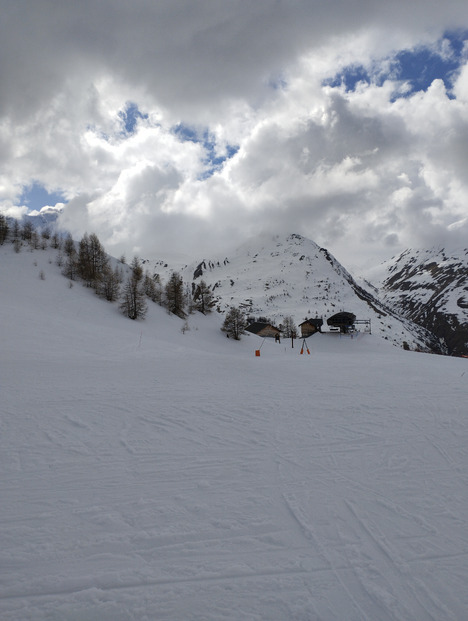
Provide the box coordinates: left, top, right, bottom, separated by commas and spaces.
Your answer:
164, 271, 186, 318
63, 233, 75, 257
98, 264, 123, 302
11, 219, 21, 243
62, 251, 79, 280
143, 270, 162, 303
77, 233, 92, 283
30, 230, 40, 250
193, 279, 215, 314
221, 306, 247, 340
50, 232, 61, 250
21, 220, 34, 241
0, 214, 9, 245
120, 256, 147, 320
78, 232, 108, 287
61, 234, 78, 277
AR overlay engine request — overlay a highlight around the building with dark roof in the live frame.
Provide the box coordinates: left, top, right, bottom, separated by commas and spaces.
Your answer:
299, 317, 323, 338
327, 312, 356, 333
245, 322, 282, 339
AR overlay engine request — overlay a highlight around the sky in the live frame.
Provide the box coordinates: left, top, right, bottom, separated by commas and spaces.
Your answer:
1, 1, 468, 271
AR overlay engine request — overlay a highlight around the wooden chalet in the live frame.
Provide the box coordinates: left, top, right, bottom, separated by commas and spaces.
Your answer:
299, 317, 323, 338
245, 322, 282, 339
327, 311, 356, 333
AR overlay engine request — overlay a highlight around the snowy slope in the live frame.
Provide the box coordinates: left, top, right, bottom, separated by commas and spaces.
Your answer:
151, 233, 441, 353
1, 241, 468, 620
373, 246, 468, 357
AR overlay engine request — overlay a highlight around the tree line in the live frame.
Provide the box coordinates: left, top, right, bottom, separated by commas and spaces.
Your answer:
1, 215, 296, 338
0, 216, 217, 321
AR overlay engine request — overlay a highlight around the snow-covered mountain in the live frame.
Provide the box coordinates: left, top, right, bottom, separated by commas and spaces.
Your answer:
23, 205, 63, 228
150, 233, 442, 353
2, 233, 468, 620
374, 246, 468, 357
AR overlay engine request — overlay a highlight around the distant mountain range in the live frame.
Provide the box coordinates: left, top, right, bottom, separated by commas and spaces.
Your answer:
19, 211, 468, 356
148, 233, 445, 354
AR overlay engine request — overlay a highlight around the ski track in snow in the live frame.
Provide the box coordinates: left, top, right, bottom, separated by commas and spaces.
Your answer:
1, 246, 468, 620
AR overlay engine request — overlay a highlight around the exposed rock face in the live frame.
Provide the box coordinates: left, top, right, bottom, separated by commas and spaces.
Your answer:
379, 247, 468, 357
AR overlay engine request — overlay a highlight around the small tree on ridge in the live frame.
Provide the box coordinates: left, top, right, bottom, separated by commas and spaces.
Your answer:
221, 306, 247, 340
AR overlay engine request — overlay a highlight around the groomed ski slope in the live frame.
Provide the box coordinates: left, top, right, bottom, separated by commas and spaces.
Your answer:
1, 246, 468, 620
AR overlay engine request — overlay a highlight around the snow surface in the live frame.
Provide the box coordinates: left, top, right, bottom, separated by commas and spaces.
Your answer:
1, 244, 468, 620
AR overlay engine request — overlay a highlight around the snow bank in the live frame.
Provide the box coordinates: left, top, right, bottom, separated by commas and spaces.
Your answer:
1, 244, 467, 620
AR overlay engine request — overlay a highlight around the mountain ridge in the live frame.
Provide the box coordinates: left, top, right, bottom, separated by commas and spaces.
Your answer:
4, 217, 466, 355
149, 232, 443, 353
376, 245, 468, 356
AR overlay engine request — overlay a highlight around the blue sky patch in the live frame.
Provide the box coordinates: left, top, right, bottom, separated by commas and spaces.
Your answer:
173, 123, 239, 178
172, 123, 200, 144
20, 181, 65, 212
268, 74, 288, 91
119, 102, 148, 134
324, 65, 376, 92
200, 142, 240, 180
324, 30, 468, 98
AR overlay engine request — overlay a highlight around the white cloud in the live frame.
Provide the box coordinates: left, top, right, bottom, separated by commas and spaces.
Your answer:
1, 2, 468, 269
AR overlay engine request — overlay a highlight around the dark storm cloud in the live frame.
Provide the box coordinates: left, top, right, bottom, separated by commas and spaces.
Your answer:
1, 0, 466, 119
